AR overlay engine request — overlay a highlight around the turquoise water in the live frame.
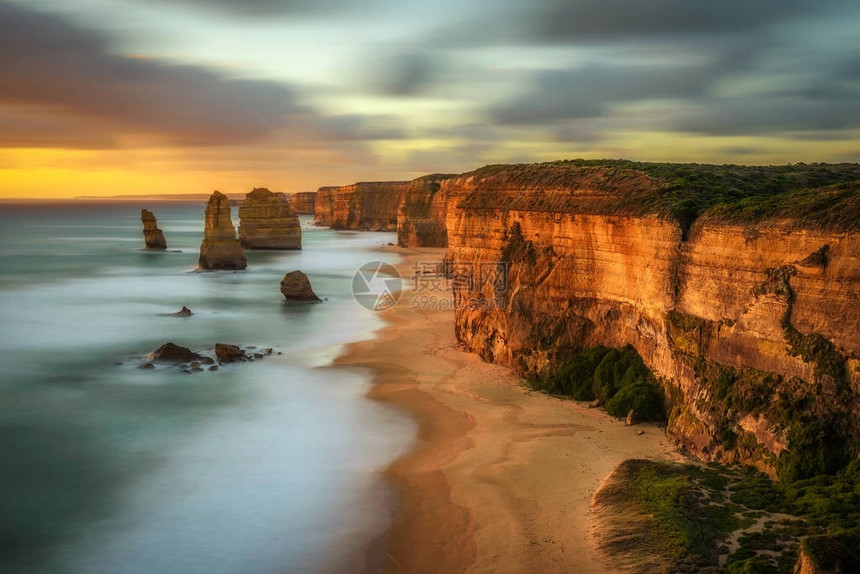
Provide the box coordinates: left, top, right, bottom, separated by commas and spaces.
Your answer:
0, 202, 415, 574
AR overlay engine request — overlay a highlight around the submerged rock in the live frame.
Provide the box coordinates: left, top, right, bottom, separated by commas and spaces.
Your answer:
238, 188, 301, 249
141, 209, 167, 250
171, 306, 193, 317
280, 270, 321, 302
215, 343, 247, 363
150, 342, 201, 362
198, 191, 246, 270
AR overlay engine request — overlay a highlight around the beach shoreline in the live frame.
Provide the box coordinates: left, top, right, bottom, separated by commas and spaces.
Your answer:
336, 246, 683, 573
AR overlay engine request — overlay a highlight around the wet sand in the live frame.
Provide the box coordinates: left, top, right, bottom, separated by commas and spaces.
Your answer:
337, 247, 683, 573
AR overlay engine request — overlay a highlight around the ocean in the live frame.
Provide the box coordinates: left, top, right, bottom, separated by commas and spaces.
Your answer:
0, 201, 415, 574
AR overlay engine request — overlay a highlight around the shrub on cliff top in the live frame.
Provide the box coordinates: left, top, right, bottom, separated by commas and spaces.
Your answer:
465, 160, 860, 234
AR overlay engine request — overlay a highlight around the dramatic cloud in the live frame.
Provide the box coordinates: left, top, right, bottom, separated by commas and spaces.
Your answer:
471, 0, 860, 139
489, 63, 707, 125
364, 52, 445, 97
136, 0, 387, 17
672, 97, 860, 137
536, 0, 839, 41
0, 3, 396, 149
2, 0, 859, 197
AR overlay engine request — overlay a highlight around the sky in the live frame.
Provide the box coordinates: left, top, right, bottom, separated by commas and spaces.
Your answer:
1, 0, 859, 198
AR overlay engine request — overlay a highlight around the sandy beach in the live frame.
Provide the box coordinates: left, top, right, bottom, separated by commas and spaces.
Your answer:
337, 247, 683, 573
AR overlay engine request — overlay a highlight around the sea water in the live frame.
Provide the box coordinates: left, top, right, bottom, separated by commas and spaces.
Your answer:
0, 202, 415, 574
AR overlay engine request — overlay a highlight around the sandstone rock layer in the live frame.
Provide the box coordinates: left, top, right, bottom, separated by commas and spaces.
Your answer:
432, 163, 860, 477
397, 175, 452, 247
238, 187, 301, 249
314, 181, 410, 230
198, 191, 247, 270
289, 192, 316, 214
141, 209, 167, 249
280, 270, 321, 302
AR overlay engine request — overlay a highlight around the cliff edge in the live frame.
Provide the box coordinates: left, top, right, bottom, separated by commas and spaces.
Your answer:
314, 181, 410, 230
434, 160, 860, 479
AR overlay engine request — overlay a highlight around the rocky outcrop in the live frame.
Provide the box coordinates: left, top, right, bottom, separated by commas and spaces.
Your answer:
436, 162, 860, 478
141, 209, 167, 249
237, 187, 301, 249
141, 343, 273, 372
280, 270, 321, 302
171, 306, 192, 317
198, 191, 247, 270
289, 191, 316, 214
215, 343, 247, 363
314, 181, 410, 230
149, 342, 201, 362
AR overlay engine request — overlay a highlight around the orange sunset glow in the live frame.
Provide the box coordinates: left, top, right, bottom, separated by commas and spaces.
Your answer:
2, 0, 860, 198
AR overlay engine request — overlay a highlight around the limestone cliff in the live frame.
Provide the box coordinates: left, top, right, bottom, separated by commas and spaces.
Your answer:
436, 161, 860, 478
289, 192, 316, 215
198, 190, 246, 270
397, 175, 454, 247
238, 187, 301, 250
314, 181, 410, 230
141, 209, 167, 250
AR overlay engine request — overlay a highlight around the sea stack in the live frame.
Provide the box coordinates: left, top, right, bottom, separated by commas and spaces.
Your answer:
198, 191, 246, 270
141, 209, 167, 250
280, 270, 321, 302
238, 188, 301, 249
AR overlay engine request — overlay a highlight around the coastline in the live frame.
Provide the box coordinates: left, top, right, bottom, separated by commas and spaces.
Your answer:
336, 246, 684, 573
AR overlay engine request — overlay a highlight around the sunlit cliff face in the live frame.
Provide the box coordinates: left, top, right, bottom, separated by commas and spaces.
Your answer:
2, 0, 860, 198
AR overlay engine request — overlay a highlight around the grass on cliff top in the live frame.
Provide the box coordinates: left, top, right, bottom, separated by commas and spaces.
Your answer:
594, 459, 860, 573
463, 159, 860, 233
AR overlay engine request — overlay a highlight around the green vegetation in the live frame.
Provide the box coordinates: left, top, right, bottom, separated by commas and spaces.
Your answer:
783, 325, 847, 383
629, 462, 732, 562
465, 159, 860, 236
534, 345, 666, 421
667, 310, 712, 356
600, 460, 860, 572
691, 357, 852, 482
727, 460, 860, 572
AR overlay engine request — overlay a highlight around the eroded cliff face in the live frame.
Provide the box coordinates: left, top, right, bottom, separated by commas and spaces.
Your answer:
441, 166, 860, 477
314, 181, 409, 230
198, 190, 246, 270
289, 192, 316, 215
238, 188, 301, 249
397, 175, 454, 247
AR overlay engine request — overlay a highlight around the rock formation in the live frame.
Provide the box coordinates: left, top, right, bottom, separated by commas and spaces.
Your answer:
142, 343, 273, 371
149, 342, 201, 362
280, 270, 321, 302
418, 161, 860, 479
289, 191, 316, 215
238, 187, 301, 249
198, 191, 247, 270
314, 181, 410, 230
171, 306, 192, 317
215, 343, 247, 363
397, 174, 453, 247
141, 209, 167, 249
